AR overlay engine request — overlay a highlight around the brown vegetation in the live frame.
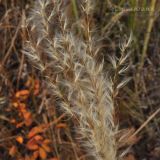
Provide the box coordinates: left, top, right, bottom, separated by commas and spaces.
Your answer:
0, 1, 160, 160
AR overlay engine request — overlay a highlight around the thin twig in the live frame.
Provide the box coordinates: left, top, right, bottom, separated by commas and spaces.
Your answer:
131, 107, 160, 137
2, 22, 21, 65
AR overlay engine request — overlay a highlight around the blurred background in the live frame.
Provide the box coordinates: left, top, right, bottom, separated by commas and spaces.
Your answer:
0, 0, 160, 160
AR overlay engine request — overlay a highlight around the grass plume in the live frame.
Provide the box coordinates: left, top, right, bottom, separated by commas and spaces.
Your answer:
23, 0, 132, 159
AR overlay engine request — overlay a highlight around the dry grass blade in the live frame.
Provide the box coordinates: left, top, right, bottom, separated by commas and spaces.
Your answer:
131, 107, 160, 138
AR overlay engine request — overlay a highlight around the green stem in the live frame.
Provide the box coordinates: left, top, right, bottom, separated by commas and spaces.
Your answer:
139, 0, 156, 71
71, 0, 79, 21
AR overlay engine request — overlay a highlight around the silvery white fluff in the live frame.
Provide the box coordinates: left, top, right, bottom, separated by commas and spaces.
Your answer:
24, 0, 118, 160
